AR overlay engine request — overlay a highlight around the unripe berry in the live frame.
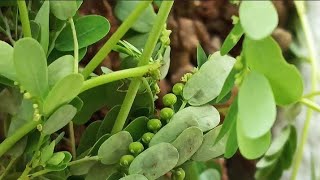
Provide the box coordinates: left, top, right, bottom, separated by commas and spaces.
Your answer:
129, 142, 144, 155
160, 108, 174, 121
162, 93, 177, 106
119, 155, 134, 168
142, 132, 155, 144
147, 119, 162, 132
172, 83, 184, 96
172, 168, 186, 180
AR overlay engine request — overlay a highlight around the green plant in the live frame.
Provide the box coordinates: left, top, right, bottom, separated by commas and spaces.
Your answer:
0, 0, 318, 180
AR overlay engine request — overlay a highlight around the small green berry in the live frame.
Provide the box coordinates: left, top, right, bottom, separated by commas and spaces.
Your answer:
172, 168, 186, 180
172, 83, 184, 96
160, 107, 174, 121
147, 119, 162, 132
142, 132, 155, 144
119, 155, 134, 168
23, 92, 32, 99
162, 93, 177, 106
129, 142, 144, 155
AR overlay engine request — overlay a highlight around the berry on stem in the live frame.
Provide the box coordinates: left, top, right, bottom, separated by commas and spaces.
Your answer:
142, 132, 155, 144
172, 168, 186, 180
120, 155, 135, 168
172, 83, 184, 96
147, 119, 162, 132
162, 93, 177, 106
129, 142, 144, 155
160, 107, 174, 121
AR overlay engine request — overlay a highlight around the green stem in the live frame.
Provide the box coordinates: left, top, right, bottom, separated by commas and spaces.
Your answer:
68, 121, 76, 160
291, 2, 318, 180
303, 91, 320, 99
80, 62, 161, 93
69, 17, 79, 73
29, 169, 51, 179
81, 1, 153, 79
111, 1, 174, 134
0, 157, 17, 180
17, 0, 31, 38
179, 100, 187, 111
300, 98, 320, 112
0, 120, 40, 158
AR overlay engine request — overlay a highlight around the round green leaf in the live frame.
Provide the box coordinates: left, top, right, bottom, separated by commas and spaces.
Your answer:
96, 106, 121, 140
172, 127, 203, 166
98, 131, 133, 165
120, 174, 148, 180
34, 1, 50, 54
48, 55, 74, 88
265, 126, 291, 157
124, 116, 149, 141
237, 120, 271, 160
192, 125, 228, 161
42, 105, 77, 135
55, 15, 110, 51
13, 38, 48, 99
170, 105, 220, 132
77, 120, 102, 155
183, 52, 235, 106
244, 37, 303, 105
43, 74, 84, 116
85, 163, 117, 180
0, 41, 16, 80
200, 169, 221, 180
239, 1, 278, 40
47, 152, 65, 166
129, 143, 179, 179
50, 1, 78, 20
149, 117, 199, 146
238, 71, 276, 138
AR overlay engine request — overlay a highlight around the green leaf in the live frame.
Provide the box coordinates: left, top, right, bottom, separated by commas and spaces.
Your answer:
42, 104, 77, 135
172, 127, 203, 166
197, 44, 207, 68
129, 143, 179, 179
149, 117, 199, 146
96, 106, 121, 140
85, 163, 117, 180
239, 1, 278, 40
237, 120, 271, 160
47, 152, 65, 165
220, 22, 244, 55
70, 96, 83, 112
40, 141, 55, 165
215, 68, 237, 103
264, 126, 291, 158
183, 52, 235, 106
13, 38, 48, 99
238, 71, 276, 138
224, 121, 238, 159
0, 41, 15, 80
77, 120, 102, 155
88, 134, 110, 156
43, 74, 83, 116
48, 47, 87, 63
115, 1, 156, 33
124, 116, 149, 141
50, 1, 78, 20
160, 46, 170, 79
98, 131, 133, 165
199, 169, 220, 180
48, 55, 74, 88
30, 20, 41, 40
216, 97, 238, 143
35, 1, 50, 54
244, 36, 303, 105
70, 160, 96, 176
120, 174, 148, 180
192, 125, 228, 161
170, 105, 220, 132
6, 137, 28, 158
55, 15, 110, 51
107, 173, 123, 180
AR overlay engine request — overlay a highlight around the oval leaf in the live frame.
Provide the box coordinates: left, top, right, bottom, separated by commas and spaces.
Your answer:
48, 55, 74, 88
77, 120, 102, 155
50, 1, 78, 20
96, 106, 121, 140
220, 22, 244, 55
43, 105, 77, 135
160, 46, 170, 79
237, 120, 271, 160
239, 1, 278, 40
238, 71, 276, 138
124, 116, 149, 141
0, 41, 15, 80
98, 131, 133, 165
120, 174, 148, 180
55, 15, 110, 51
43, 74, 84, 116
183, 52, 235, 106
13, 38, 48, 99
129, 143, 179, 179
244, 37, 303, 105
34, 1, 50, 54
172, 126, 203, 166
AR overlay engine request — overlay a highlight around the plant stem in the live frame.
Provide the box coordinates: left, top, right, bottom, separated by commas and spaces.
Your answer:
29, 169, 51, 179
111, 1, 174, 134
80, 62, 161, 93
291, 2, 318, 180
69, 17, 79, 73
17, 0, 31, 38
303, 91, 320, 99
81, 1, 153, 79
0, 120, 40, 158
300, 98, 320, 112
0, 157, 17, 180
68, 121, 76, 160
